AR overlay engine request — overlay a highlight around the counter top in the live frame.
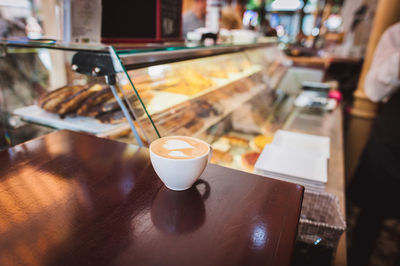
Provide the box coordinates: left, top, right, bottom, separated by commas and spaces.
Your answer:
0, 130, 303, 266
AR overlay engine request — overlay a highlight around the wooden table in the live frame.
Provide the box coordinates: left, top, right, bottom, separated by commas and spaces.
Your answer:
284, 107, 347, 265
0, 130, 304, 266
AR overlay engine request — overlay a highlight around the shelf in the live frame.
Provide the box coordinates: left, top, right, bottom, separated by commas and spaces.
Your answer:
13, 105, 129, 136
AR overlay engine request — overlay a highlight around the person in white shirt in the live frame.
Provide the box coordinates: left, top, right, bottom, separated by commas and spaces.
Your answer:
349, 22, 400, 265
365, 23, 400, 102
182, 0, 206, 37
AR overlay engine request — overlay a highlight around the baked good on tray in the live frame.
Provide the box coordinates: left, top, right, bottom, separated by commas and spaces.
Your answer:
76, 86, 115, 115
38, 84, 133, 124
253, 135, 274, 151
241, 151, 261, 171
221, 135, 249, 148
211, 138, 231, 152
57, 84, 105, 116
38, 85, 84, 113
210, 149, 233, 164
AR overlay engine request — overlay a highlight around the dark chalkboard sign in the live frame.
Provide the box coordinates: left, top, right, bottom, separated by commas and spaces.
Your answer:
101, 0, 182, 43
160, 0, 182, 38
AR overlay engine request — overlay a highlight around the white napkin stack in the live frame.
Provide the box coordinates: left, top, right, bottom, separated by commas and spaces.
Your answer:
255, 130, 330, 192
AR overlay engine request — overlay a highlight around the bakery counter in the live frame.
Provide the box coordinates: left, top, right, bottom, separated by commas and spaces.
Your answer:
0, 130, 304, 266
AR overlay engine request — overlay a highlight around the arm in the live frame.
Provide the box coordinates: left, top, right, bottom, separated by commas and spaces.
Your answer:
365, 24, 400, 102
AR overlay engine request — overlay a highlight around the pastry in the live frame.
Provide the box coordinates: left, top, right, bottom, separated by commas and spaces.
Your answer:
76, 86, 113, 115
100, 97, 121, 113
221, 135, 249, 148
38, 83, 128, 124
58, 84, 103, 116
211, 150, 233, 164
253, 135, 274, 151
138, 90, 154, 105
38, 86, 70, 107
208, 70, 228, 79
95, 109, 126, 124
157, 110, 196, 133
39, 86, 83, 113
241, 151, 261, 171
161, 69, 214, 96
135, 78, 180, 92
211, 138, 231, 152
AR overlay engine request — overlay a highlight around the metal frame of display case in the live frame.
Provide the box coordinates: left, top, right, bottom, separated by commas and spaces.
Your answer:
118, 42, 278, 70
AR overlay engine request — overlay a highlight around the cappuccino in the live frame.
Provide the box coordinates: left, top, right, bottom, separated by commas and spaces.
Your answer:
150, 136, 209, 160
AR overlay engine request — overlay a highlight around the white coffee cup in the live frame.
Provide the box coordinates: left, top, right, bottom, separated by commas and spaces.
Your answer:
149, 136, 212, 191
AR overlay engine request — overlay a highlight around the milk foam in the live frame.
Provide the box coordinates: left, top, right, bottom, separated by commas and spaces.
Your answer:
163, 139, 194, 150
168, 150, 187, 157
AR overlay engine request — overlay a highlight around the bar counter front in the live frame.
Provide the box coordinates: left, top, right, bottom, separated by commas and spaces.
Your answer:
0, 130, 304, 266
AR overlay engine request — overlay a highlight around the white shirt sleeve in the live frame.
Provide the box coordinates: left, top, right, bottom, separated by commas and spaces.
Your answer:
365, 23, 400, 102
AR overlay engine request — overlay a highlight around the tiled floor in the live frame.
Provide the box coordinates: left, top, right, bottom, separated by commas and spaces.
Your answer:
346, 200, 400, 266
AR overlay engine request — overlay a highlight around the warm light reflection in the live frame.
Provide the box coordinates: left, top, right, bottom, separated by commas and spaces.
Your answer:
15, 241, 36, 265
147, 65, 171, 78
122, 145, 140, 160
131, 210, 152, 236
0, 252, 14, 266
45, 135, 72, 156
0, 165, 83, 265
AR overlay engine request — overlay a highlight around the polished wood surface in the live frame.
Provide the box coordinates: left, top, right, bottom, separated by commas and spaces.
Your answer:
0, 130, 304, 266
284, 107, 347, 265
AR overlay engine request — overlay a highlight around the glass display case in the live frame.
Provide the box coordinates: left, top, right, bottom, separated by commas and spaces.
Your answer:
0, 41, 322, 174
119, 44, 297, 173
0, 40, 159, 149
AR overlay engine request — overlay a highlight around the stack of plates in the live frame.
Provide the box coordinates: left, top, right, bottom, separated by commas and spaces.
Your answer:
272, 130, 330, 158
255, 130, 330, 192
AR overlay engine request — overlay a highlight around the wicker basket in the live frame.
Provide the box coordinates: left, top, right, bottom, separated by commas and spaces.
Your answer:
297, 191, 346, 248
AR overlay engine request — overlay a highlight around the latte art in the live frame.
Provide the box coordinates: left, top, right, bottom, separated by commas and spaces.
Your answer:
151, 136, 209, 160
168, 150, 187, 157
163, 139, 194, 151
